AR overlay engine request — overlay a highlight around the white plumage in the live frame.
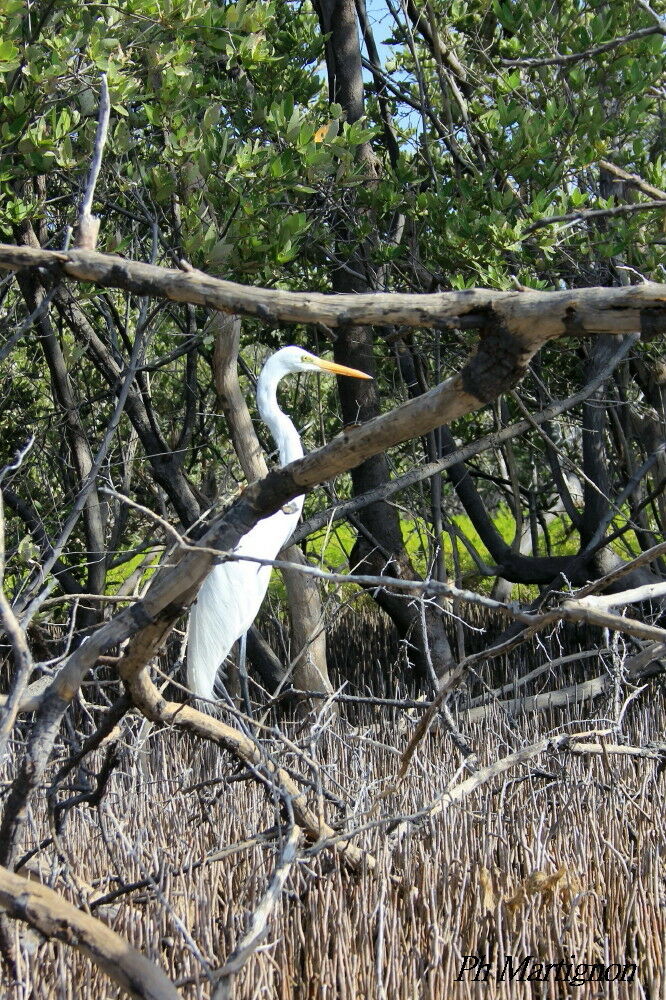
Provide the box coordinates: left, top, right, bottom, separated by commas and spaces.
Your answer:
186, 346, 371, 700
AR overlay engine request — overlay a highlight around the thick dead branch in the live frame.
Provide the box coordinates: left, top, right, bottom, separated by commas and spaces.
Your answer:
598, 159, 666, 202
571, 580, 666, 610
0, 244, 665, 337
0, 866, 179, 1000
559, 598, 665, 640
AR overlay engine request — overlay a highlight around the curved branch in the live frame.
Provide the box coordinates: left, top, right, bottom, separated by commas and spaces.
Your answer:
0, 866, 180, 1000
118, 637, 370, 872
501, 25, 665, 68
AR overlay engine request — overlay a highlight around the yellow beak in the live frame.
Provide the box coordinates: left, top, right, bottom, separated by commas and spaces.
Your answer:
311, 357, 372, 380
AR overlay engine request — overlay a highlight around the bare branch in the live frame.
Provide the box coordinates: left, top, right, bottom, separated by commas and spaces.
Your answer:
0, 865, 180, 1000
118, 651, 372, 871
0, 590, 33, 758
501, 25, 665, 68
394, 729, 666, 835
0, 244, 664, 337
576, 539, 666, 597
15, 329, 145, 623
598, 159, 666, 202
572, 580, 666, 611
0, 436, 35, 490
76, 74, 111, 251
0, 286, 58, 364
524, 199, 666, 234
466, 643, 665, 721
212, 825, 300, 1000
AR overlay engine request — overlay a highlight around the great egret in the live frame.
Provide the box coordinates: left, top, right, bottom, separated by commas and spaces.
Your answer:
187, 345, 371, 700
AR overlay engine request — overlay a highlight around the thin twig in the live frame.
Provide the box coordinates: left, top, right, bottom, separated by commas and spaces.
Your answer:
501, 25, 665, 68
212, 824, 300, 1000
525, 199, 666, 234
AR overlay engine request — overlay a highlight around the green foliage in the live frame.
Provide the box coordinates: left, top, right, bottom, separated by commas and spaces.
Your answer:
0, 0, 662, 618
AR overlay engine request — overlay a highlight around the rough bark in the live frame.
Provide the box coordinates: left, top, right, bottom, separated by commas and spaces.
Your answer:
0, 244, 664, 336
0, 866, 179, 1000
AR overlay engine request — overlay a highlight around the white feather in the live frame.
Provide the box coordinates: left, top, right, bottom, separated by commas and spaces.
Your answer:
186, 345, 369, 700
186, 501, 303, 699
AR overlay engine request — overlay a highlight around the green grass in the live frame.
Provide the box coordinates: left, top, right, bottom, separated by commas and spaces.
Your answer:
93, 506, 649, 606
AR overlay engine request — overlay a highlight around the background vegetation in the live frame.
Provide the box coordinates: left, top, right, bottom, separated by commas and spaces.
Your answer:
0, 0, 664, 995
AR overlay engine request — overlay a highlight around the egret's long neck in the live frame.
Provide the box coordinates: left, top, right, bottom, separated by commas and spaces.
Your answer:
256, 367, 304, 467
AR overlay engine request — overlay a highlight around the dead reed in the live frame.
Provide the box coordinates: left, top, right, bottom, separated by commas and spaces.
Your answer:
3, 639, 664, 1000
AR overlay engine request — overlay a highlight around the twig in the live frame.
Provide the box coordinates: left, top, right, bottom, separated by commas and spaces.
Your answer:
16, 329, 145, 624
212, 824, 300, 1000
0, 287, 59, 364
76, 74, 110, 250
90, 831, 279, 912
524, 199, 666, 234
49, 693, 131, 792
388, 729, 662, 843
501, 25, 665, 68
0, 436, 35, 489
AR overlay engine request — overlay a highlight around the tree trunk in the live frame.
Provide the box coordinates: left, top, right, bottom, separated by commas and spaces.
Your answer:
314, 0, 456, 685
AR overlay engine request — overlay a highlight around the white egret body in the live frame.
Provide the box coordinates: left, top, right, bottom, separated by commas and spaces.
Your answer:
187, 346, 371, 700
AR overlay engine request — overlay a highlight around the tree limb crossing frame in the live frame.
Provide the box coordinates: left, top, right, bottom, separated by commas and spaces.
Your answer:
0, 241, 665, 875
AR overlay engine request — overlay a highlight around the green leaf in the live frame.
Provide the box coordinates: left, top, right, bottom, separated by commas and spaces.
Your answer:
0, 39, 18, 63
18, 536, 39, 564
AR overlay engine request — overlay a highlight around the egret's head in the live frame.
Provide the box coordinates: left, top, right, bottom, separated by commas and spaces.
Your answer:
269, 345, 372, 380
